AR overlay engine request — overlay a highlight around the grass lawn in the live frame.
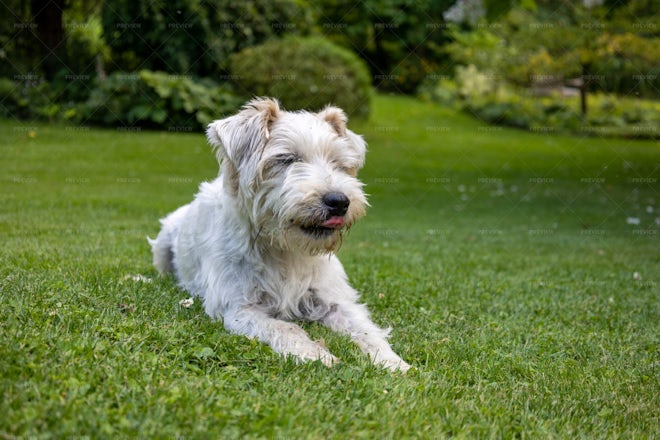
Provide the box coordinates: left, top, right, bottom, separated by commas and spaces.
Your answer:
1, 95, 658, 438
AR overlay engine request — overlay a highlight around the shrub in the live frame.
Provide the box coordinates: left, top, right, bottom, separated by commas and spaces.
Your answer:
422, 65, 660, 139
0, 76, 75, 121
101, 0, 315, 77
318, 0, 454, 93
77, 70, 242, 130
231, 36, 371, 117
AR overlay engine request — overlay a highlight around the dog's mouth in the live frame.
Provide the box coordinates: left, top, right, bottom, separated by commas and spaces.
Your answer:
299, 216, 345, 238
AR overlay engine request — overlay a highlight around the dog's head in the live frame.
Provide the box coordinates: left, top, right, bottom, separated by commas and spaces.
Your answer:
206, 98, 368, 254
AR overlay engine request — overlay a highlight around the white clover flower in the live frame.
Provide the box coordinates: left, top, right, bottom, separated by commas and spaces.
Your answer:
179, 297, 194, 308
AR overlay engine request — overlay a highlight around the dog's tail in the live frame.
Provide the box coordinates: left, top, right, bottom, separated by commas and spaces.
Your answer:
148, 229, 175, 275
148, 204, 189, 275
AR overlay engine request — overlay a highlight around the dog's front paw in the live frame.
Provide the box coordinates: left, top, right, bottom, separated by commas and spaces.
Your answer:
281, 340, 339, 367
377, 357, 412, 373
315, 350, 340, 367
286, 343, 339, 367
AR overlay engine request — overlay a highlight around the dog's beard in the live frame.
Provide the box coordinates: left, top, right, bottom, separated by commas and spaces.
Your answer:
254, 213, 347, 255
248, 201, 352, 255
284, 226, 344, 254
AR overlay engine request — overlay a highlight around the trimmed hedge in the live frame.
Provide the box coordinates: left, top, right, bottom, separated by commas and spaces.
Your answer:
231, 36, 371, 118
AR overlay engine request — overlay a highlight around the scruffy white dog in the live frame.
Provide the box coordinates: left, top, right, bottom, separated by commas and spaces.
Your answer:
149, 98, 410, 372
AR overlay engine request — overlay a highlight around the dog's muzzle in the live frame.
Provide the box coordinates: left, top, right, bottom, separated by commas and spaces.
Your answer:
300, 192, 350, 238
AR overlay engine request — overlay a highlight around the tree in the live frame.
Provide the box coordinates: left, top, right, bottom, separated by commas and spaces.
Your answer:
31, 0, 66, 80
520, 0, 659, 116
318, 0, 458, 93
444, 0, 660, 118
101, 0, 316, 76
1, 0, 102, 79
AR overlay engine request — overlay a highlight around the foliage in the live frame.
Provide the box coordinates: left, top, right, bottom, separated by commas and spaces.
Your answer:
101, 0, 212, 75
455, 64, 497, 96
592, 32, 660, 97
318, 0, 456, 93
443, 2, 660, 98
101, 0, 315, 76
1, 1, 106, 104
444, 23, 509, 78
0, 76, 76, 121
1, 95, 659, 437
231, 36, 372, 117
77, 70, 242, 130
0, 0, 34, 77
61, 11, 110, 80
1, 0, 106, 82
205, 0, 316, 73
422, 64, 660, 138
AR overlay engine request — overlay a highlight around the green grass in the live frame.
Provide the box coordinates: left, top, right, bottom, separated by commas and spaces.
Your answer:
1, 95, 658, 438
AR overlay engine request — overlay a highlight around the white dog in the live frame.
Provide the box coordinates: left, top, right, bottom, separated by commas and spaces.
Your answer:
149, 98, 410, 372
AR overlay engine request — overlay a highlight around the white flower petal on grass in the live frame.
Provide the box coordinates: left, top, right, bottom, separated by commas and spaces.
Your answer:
121, 274, 153, 283
626, 217, 641, 225
179, 297, 194, 308
48, 302, 62, 316
633, 272, 642, 281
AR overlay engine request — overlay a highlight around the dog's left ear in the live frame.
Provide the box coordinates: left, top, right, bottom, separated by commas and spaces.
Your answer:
206, 98, 281, 167
318, 106, 347, 137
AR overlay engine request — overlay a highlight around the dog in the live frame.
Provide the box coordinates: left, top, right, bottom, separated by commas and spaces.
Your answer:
149, 98, 410, 372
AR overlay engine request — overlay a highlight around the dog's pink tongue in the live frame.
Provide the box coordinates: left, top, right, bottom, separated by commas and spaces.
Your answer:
321, 216, 345, 229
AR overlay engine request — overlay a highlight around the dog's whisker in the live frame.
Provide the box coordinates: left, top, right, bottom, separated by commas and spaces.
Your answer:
251, 224, 265, 251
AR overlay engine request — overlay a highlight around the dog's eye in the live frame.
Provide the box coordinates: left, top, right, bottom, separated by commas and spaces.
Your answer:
275, 154, 301, 166
333, 162, 356, 176
342, 167, 358, 177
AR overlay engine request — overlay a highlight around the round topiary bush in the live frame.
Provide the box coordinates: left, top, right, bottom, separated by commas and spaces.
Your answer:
231, 36, 371, 118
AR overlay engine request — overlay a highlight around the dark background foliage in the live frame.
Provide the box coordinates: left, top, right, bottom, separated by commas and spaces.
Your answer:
0, 0, 657, 135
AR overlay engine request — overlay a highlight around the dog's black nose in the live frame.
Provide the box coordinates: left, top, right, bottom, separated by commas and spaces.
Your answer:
323, 192, 350, 216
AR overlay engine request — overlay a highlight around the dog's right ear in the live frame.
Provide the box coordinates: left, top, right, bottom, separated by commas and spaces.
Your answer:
318, 106, 347, 137
206, 97, 281, 167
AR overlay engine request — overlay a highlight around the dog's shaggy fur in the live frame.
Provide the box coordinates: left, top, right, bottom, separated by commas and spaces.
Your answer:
149, 98, 410, 371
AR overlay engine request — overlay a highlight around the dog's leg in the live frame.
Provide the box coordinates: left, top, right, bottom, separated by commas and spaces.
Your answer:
322, 302, 411, 372
224, 306, 338, 366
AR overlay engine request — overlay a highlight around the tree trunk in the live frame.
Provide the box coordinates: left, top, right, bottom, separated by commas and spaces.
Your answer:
31, 0, 65, 79
580, 63, 590, 119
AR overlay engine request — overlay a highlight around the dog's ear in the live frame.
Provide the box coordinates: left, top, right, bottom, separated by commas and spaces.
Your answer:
344, 129, 367, 171
206, 97, 281, 166
318, 106, 347, 137
317, 106, 366, 171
